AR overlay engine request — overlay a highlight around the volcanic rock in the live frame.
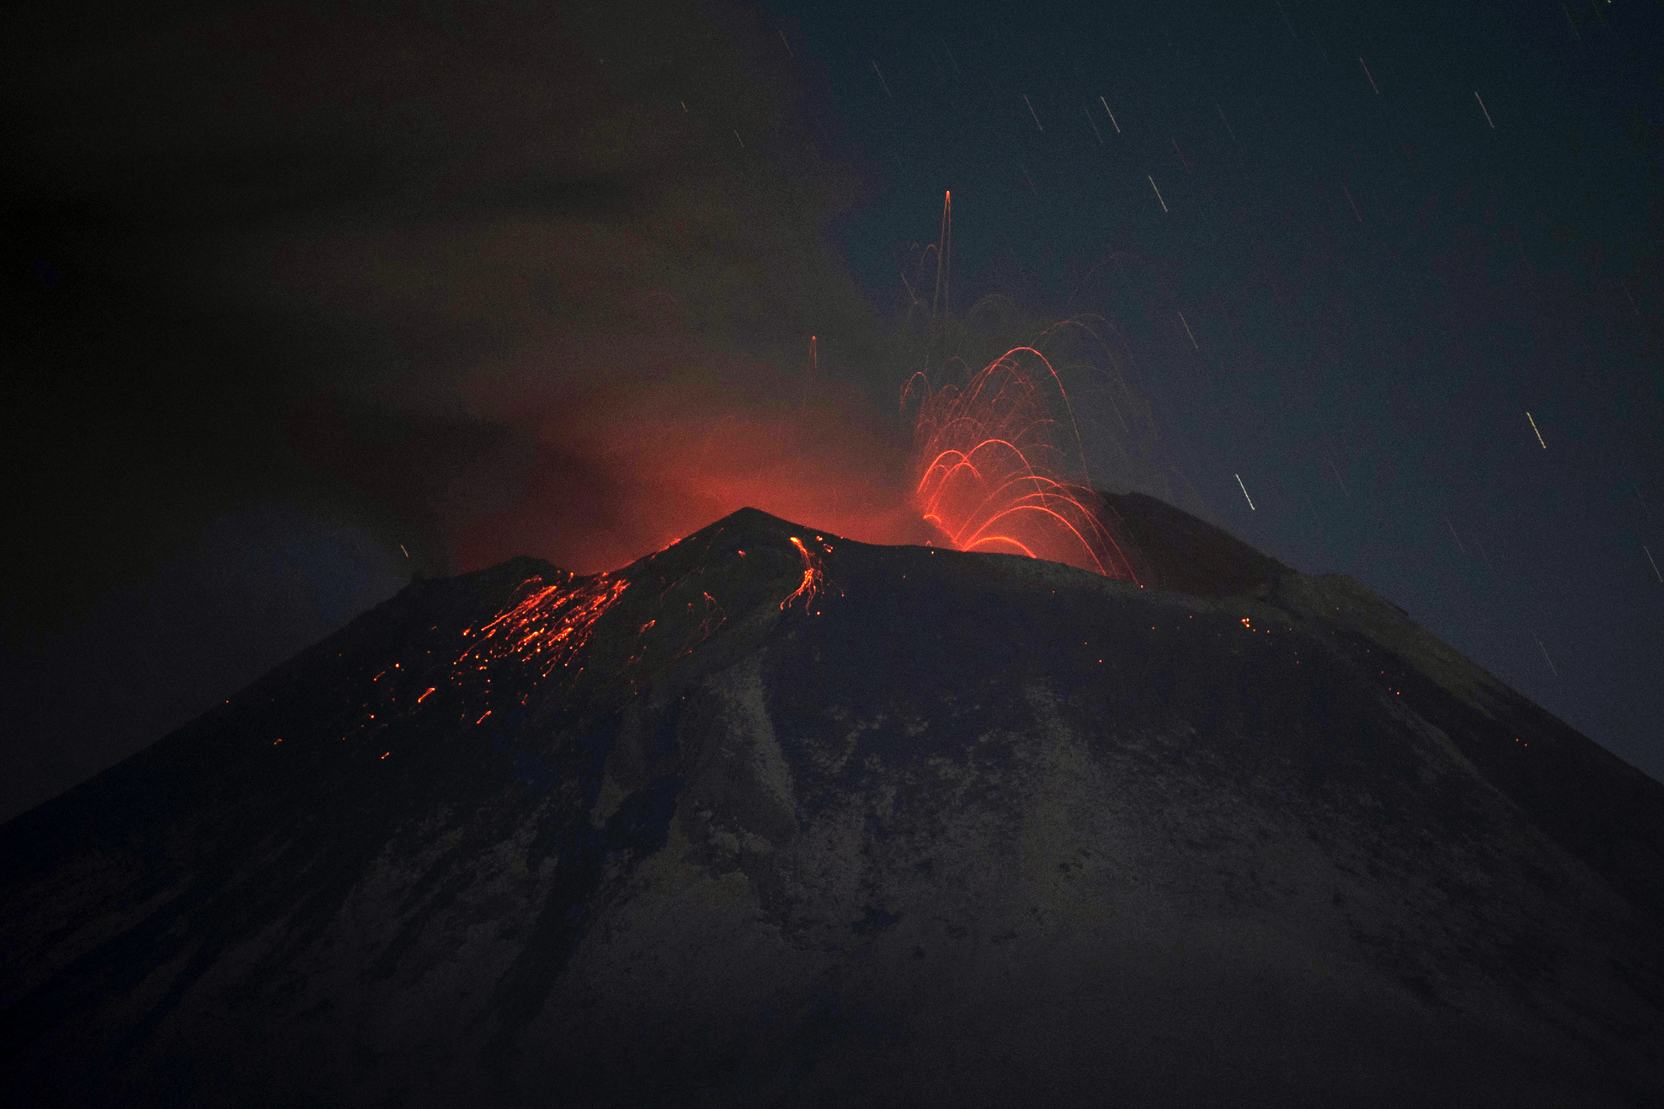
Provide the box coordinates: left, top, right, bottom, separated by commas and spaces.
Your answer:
2, 506, 1662, 1107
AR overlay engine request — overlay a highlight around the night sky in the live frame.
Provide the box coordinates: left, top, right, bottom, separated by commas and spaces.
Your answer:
3, 0, 1660, 822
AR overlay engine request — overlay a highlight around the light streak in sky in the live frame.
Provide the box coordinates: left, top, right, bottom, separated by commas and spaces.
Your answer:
1359, 58, 1380, 94
400, 544, 409, 558
1474, 91, 1495, 129
871, 60, 892, 98
1178, 311, 1198, 349
1148, 175, 1167, 212
1023, 94, 1043, 131
1535, 638, 1558, 678
1341, 183, 1362, 222
1445, 516, 1467, 556
1314, 414, 1351, 498
1216, 103, 1236, 143
1327, 457, 1350, 496
1646, 545, 1662, 583
1274, 0, 1297, 39
1099, 97, 1120, 133
1235, 474, 1256, 510
1085, 107, 1103, 144
1526, 411, 1546, 449
943, 41, 961, 76
779, 30, 793, 59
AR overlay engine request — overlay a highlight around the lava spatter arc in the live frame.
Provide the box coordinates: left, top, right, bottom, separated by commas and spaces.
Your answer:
908, 344, 1142, 583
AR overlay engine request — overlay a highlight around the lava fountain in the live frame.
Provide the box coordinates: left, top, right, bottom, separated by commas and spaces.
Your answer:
904, 346, 1143, 582
898, 191, 1143, 582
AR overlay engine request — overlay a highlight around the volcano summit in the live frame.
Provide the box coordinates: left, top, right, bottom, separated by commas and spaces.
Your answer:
2, 501, 1661, 1107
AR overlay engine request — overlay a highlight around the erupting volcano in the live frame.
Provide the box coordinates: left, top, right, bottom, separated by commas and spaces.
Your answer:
4, 503, 1662, 1108
901, 192, 1146, 583
906, 344, 1144, 581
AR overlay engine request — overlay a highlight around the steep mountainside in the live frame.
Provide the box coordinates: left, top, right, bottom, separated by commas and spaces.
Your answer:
2, 505, 1661, 1107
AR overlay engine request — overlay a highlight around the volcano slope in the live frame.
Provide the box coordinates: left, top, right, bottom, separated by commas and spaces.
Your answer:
3, 507, 1662, 1108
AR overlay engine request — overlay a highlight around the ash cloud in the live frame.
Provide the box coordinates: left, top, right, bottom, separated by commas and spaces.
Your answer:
1, 0, 909, 818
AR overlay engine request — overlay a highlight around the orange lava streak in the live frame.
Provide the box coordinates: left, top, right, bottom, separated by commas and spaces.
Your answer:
907, 346, 1141, 582
677, 590, 726, 658
780, 536, 823, 611
969, 536, 1037, 557
456, 574, 630, 681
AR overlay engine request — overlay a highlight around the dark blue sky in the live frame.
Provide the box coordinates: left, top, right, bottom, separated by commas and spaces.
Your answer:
774, 0, 1664, 779
1, 0, 1659, 821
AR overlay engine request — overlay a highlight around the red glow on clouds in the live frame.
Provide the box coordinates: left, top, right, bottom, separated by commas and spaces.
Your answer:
297, 290, 1140, 581
450, 372, 936, 575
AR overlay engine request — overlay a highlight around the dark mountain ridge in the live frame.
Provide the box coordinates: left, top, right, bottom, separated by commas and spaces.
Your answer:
3, 503, 1662, 1107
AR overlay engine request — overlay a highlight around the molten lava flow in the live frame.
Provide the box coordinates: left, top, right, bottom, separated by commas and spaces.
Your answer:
780, 536, 824, 611
678, 590, 726, 658
456, 573, 630, 681
905, 346, 1142, 582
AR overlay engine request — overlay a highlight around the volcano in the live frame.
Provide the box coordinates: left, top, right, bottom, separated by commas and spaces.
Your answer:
3, 499, 1661, 1107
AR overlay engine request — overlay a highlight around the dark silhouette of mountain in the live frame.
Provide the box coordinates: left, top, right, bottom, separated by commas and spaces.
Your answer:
1102, 489, 1287, 597
2, 504, 1661, 1108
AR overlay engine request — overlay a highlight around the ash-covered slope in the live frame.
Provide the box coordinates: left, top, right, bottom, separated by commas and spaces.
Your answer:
2, 506, 1662, 1108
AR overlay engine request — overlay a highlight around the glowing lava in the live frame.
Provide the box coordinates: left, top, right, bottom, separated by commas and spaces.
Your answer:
456, 573, 629, 681
905, 345, 1142, 582
781, 536, 825, 611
